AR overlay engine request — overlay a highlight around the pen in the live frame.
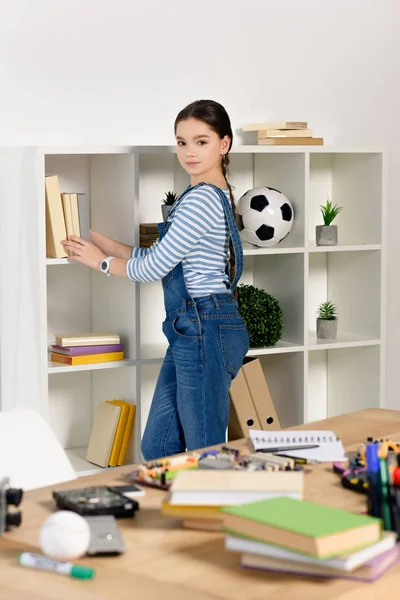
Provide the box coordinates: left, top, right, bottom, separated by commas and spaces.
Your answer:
257, 444, 319, 453
18, 552, 94, 580
378, 456, 392, 529
365, 443, 382, 518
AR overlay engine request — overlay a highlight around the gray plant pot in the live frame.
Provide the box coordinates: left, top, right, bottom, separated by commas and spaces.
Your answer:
162, 205, 172, 224
316, 319, 338, 340
316, 225, 338, 246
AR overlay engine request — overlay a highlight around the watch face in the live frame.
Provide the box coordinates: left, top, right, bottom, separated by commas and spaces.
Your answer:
101, 260, 107, 271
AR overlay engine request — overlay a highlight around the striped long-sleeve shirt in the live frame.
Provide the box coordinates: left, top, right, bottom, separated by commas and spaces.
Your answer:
126, 185, 231, 298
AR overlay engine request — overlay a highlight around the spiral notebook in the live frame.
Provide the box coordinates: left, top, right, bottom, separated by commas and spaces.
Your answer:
249, 430, 346, 462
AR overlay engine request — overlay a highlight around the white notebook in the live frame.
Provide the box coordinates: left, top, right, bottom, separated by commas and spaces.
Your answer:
249, 430, 346, 462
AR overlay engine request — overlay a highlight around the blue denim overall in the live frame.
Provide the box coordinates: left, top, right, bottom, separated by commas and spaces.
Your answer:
141, 183, 249, 460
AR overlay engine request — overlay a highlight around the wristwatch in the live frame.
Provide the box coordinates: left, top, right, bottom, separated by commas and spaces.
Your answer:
100, 256, 115, 276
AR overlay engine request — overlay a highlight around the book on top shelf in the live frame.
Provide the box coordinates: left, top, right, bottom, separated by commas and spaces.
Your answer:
242, 122, 308, 131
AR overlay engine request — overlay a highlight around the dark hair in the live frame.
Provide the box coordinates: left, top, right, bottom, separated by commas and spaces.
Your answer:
174, 99, 237, 290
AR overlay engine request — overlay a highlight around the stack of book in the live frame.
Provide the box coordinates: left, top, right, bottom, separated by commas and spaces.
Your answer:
86, 399, 136, 467
139, 223, 159, 248
242, 121, 323, 146
223, 496, 399, 582
45, 175, 90, 258
49, 333, 124, 366
161, 469, 303, 531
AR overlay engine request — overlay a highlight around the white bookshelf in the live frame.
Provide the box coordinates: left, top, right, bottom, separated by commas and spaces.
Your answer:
0, 145, 386, 475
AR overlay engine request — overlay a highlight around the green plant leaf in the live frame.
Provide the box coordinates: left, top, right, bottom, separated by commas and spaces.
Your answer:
317, 300, 338, 320
320, 195, 343, 226
237, 284, 283, 347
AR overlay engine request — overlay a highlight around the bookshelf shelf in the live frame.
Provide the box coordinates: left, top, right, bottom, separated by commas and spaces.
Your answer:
46, 258, 70, 265
48, 358, 137, 374
246, 341, 304, 356
0, 145, 386, 472
65, 447, 104, 476
307, 333, 381, 351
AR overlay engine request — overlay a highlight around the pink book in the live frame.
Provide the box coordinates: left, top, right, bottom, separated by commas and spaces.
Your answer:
50, 344, 124, 356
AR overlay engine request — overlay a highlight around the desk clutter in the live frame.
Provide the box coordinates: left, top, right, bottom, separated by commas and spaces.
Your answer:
10, 431, 400, 584
123, 432, 400, 582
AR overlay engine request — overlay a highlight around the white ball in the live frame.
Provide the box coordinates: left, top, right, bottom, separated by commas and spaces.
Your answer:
236, 186, 294, 247
39, 511, 91, 560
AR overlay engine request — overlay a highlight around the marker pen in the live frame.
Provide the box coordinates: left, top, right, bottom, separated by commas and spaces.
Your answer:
365, 443, 382, 518
18, 552, 94, 580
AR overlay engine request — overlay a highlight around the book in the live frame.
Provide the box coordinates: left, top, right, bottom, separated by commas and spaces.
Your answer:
242, 122, 308, 131
225, 530, 397, 573
50, 343, 124, 356
140, 223, 159, 234
257, 129, 313, 138
86, 402, 121, 467
106, 400, 130, 467
161, 497, 222, 520
50, 351, 124, 365
240, 546, 400, 582
221, 497, 382, 559
54, 333, 120, 347
183, 519, 222, 531
257, 137, 323, 145
249, 429, 346, 461
45, 175, 67, 258
168, 470, 303, 506
77, 193, 90, 240
69, 193, 80, 237
117, 402, 135, 466
60, 194, 73, 256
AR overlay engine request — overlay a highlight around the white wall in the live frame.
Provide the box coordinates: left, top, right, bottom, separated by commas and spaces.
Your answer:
1, 0, 399, 408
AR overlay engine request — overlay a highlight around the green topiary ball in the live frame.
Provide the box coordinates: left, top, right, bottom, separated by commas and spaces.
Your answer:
237, 284, 283, 347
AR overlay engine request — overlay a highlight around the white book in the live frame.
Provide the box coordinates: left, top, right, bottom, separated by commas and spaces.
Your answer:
225, 531, 397, 573
168, 470, 303, 506
249, 430, 346, 462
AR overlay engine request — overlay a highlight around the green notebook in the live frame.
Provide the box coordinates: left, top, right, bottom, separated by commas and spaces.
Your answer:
221, 497, 382, 558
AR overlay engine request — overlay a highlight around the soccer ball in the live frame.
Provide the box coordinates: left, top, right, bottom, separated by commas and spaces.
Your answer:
236, 186, 294, 247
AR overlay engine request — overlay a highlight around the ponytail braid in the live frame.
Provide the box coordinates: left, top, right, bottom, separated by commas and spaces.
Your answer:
221, 153, 238, 296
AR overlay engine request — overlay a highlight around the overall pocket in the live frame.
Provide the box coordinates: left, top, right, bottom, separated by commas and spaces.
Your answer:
219, 323, 249, 376
172, 314, 201, 340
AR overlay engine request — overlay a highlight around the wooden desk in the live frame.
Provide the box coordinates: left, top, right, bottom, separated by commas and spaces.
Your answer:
1, 408, 400, 600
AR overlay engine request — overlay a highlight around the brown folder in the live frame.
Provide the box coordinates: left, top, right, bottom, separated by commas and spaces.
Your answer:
242, 358, 281, 430
228, 368, 261, 440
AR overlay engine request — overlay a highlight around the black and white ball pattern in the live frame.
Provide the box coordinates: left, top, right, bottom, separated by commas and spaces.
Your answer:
236, 186, 294, 247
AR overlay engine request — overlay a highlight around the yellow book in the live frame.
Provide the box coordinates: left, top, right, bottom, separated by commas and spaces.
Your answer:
117, 402, 136, 466
50, 351, 124, 365
106, 400, 130, 467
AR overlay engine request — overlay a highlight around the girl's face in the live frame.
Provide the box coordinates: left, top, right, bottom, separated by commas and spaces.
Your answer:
175, 118, 230, 182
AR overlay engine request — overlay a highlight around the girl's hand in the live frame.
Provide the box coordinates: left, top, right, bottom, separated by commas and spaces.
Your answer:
60, 236, 106, 271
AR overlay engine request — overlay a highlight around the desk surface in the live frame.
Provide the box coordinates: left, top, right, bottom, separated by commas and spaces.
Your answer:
1, 408, 400, 600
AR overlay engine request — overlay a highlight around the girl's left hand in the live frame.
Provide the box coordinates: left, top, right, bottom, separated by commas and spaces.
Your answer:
60, 236, 106, 270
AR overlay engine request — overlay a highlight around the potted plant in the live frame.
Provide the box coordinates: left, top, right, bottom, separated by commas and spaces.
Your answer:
316, 301, 338, 340
162, 191, 177, 223
237, 284, 283, 347
316, 196, 342, 246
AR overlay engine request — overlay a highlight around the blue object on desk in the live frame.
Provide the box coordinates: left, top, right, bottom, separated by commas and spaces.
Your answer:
365, 443, 382, 518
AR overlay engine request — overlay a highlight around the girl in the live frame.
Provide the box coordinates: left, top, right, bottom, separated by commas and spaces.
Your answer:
61, 99, 249, 460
